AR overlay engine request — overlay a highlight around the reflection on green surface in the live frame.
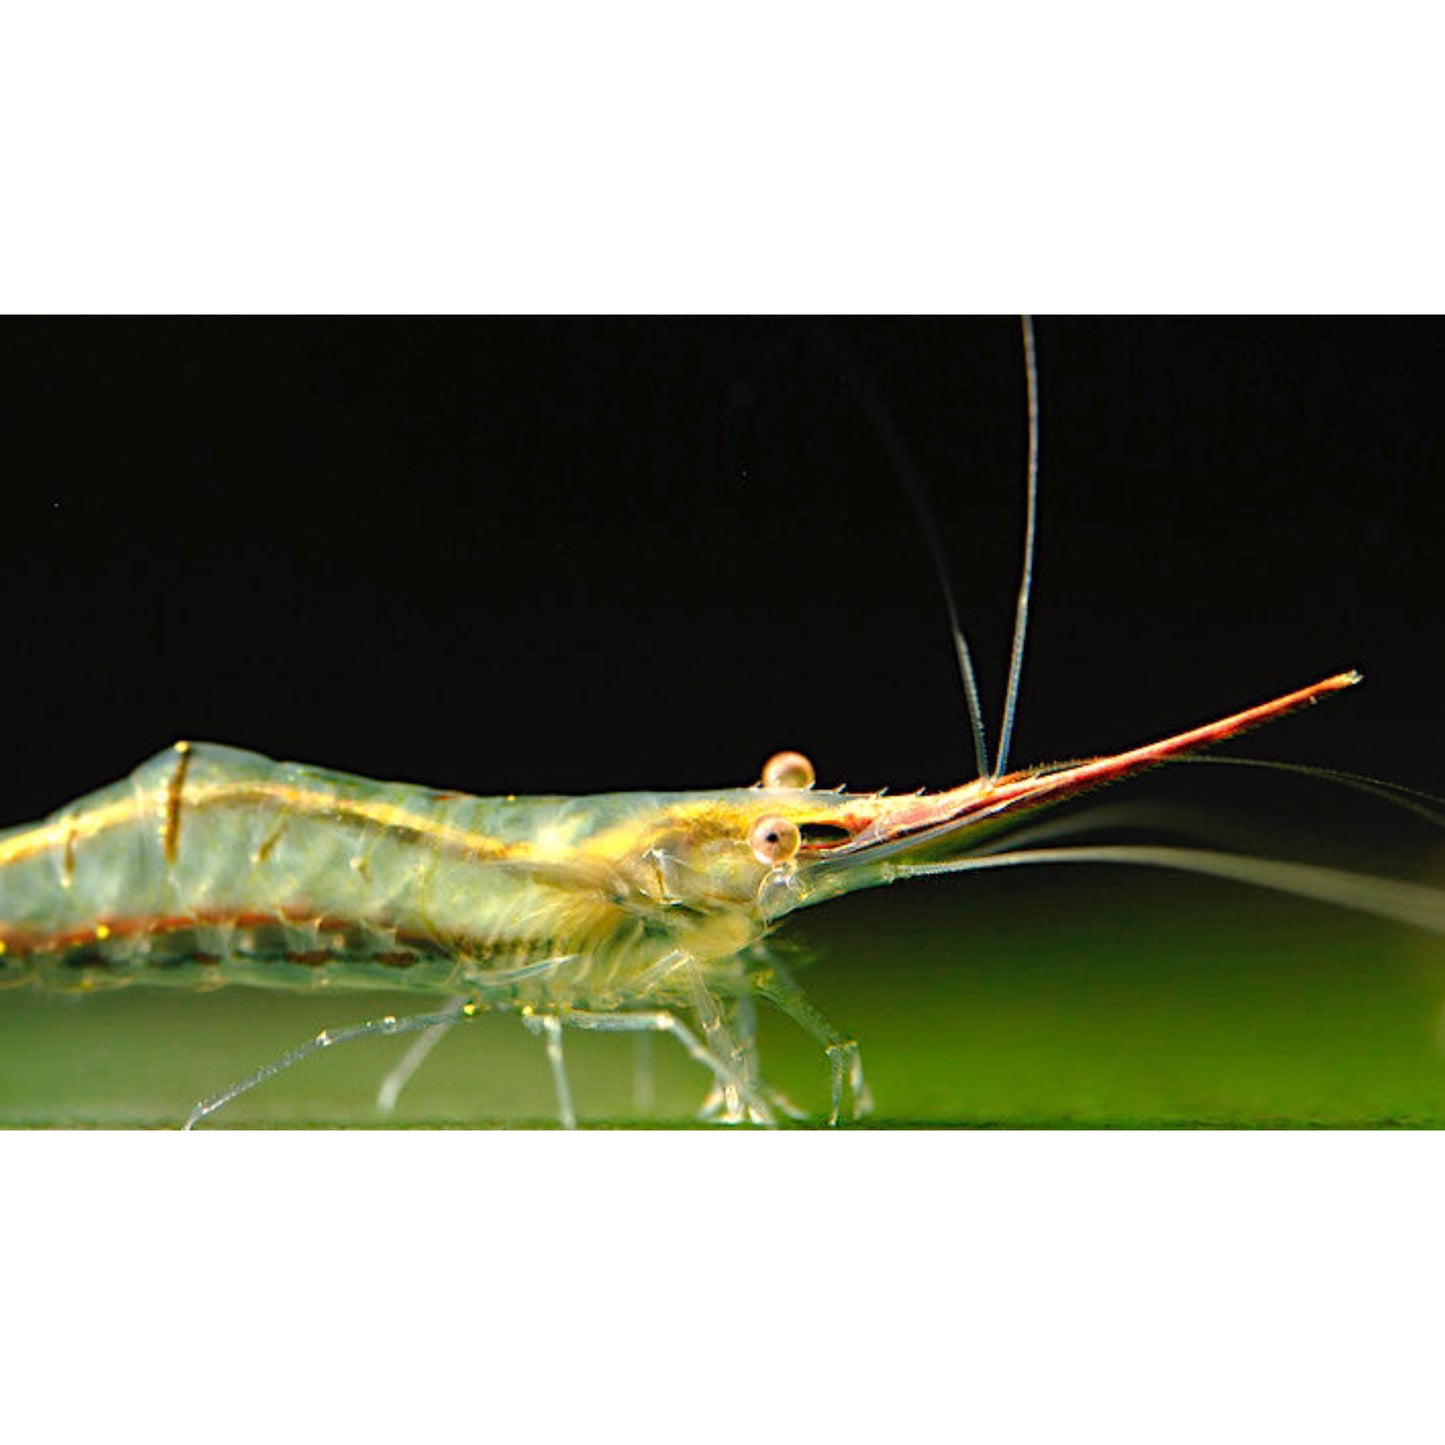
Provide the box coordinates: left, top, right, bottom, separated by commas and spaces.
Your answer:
2, 872, 1442, 1127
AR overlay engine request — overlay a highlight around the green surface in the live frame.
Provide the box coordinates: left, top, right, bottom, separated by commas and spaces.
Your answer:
2, 871, 1443, 1127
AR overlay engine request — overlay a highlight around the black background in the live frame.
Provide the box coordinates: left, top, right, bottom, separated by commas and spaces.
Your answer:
2, 318, 1440, 823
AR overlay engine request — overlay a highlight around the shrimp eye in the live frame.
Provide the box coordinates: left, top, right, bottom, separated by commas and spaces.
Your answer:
749, 815, 801, 865
761, 750, 815, 790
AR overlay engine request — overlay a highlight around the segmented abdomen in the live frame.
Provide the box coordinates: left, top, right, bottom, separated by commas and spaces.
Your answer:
0, 742, 621, 999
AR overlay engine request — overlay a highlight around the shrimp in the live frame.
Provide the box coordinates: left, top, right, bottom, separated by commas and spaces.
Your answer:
1, 319, 1440, 1126
0, 667, 1387, 1128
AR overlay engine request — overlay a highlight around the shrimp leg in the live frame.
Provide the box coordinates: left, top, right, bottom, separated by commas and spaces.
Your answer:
184, 998, 475, 1129
521, 1011, 577, 1128
684, 965, 756, 1124
696, 992, 808, 1124
376, 1009, 462, 1115
684, 957, 805, 1124
695, 992, 756, 1123
544, 1005, 777, 1127
632, 1032, 655, 1115
621, 949, 776, 1123
752, 963, 872, 1125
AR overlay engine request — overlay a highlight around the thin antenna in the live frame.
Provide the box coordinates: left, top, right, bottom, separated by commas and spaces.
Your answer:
994, 315, 1040, 778
875, 409, 993, 783
807, 321, 992, 780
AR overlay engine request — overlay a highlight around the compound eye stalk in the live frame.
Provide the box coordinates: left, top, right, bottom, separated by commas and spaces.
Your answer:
761, 751, 815, 790
749, 815, 801, 866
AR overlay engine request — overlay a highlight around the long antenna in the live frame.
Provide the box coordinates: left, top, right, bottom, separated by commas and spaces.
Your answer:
808, 321, 992, 780
994, 315, 1040, 778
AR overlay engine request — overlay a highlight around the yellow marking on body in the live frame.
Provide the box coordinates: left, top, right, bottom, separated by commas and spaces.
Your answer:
204, 781, 522, 860
0, 775, 537, 873
254, 818, 285, 863
578, 798, 754, 862
0, 799, 137, 870
95, 923, 111, 940
163, 741, 194, 863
